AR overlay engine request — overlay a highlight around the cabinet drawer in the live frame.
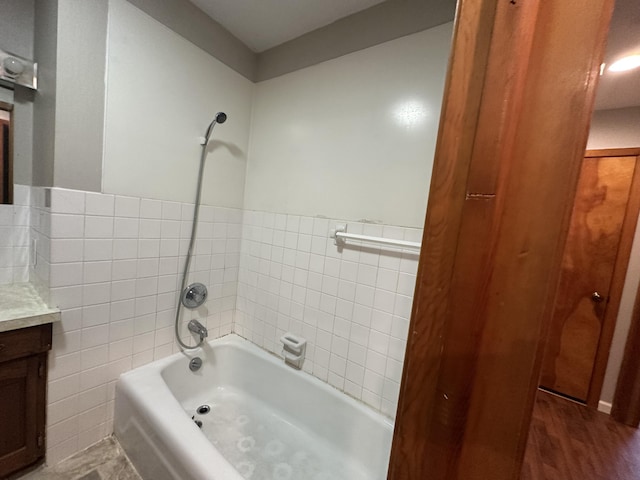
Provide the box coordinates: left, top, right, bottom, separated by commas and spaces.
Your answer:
0, 324, 52, 363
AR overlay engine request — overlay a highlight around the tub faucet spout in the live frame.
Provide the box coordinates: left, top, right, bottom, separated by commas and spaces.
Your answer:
188, 319, 208, 342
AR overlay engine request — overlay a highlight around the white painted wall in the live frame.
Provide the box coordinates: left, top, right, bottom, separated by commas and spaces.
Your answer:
32, 0, 58, 188
587, 107, 640, 150
589, 107, 640, 406
0, 89, 11, 104
601, 212, 640, 405
54, 0, 108, 192
245, 23, 453, 228
0, 0, 34, 58
103, 0, 253, 207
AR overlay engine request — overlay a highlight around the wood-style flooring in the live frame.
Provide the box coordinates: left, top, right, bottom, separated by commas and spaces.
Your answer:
522, 390, 640, 480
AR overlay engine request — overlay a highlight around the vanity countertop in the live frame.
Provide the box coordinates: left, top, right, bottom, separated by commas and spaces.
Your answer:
0, 283, 60, 333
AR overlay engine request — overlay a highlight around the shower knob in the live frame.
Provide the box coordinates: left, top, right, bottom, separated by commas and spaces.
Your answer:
182, 283, 208, 309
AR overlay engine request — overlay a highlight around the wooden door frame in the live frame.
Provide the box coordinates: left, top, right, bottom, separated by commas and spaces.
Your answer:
0, 101, 13, 205
612, 277, 640, 426
585, 148, 640, 408
387, 0, 614, 479
611, 148, 640, 425
613, 285, 640, 425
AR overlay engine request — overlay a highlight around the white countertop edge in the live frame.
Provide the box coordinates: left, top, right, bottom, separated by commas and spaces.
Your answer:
0, 282, 61, 333
0, 310, 61, 333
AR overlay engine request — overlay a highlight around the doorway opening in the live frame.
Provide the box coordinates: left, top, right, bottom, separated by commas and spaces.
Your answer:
539, 148, 640, 408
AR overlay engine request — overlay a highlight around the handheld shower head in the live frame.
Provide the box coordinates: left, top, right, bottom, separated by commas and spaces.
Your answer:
204, 111, 228, 144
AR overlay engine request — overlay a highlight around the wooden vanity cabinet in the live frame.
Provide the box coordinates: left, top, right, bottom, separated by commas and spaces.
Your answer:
0, 324, 52, 478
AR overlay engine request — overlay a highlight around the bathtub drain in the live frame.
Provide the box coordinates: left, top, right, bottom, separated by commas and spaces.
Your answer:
197, 405, 211, 415
192, 416, 203, 429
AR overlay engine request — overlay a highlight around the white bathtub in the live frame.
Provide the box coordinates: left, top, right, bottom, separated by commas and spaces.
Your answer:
114, 334, 394, 480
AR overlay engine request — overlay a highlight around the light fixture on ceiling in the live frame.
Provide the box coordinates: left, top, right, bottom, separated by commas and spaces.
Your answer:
608, 54, 640, 72
2, 56, 24, 78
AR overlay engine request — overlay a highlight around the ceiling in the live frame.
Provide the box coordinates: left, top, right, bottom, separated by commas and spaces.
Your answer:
189, 0, 386, 53
188, 0, 639, 111
594, 0, 640, 110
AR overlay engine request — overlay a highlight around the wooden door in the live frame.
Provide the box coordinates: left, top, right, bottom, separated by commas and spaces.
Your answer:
0, 119, 6, 204
540, 153, 638, 402
0, 104, 11, 205
388, 0, 614, 477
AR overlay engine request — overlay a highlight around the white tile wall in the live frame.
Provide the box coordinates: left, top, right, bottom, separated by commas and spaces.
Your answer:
23, 188, 420, 464
29, 187, 241, 465
235, 211, 420, 418
0, 185, 31, 285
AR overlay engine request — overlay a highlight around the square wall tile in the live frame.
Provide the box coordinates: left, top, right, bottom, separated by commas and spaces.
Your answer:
50, 189, 85, 215
115, 196, 140, 218
85, 193, 115, 216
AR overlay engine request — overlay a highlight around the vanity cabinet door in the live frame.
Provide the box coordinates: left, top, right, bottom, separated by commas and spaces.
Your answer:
0, 324, 50, 479
0, 355, 45, 477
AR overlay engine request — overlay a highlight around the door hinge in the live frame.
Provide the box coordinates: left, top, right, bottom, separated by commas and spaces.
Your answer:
37, 434, 44, 448
38, 361, 45, 378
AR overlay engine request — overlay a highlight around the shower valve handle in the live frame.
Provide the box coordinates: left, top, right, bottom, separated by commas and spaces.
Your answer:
182, 283, 208, 309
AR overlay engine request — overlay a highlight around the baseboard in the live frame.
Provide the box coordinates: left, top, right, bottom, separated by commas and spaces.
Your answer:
598, 400, 612, 414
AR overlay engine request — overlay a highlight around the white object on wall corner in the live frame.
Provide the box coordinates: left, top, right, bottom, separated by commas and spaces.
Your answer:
598, 400, 612, 415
